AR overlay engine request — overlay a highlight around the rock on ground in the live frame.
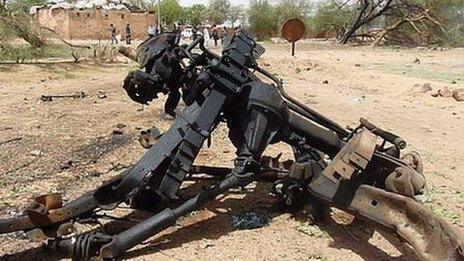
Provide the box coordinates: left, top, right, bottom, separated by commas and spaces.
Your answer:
453, 88, 464, 101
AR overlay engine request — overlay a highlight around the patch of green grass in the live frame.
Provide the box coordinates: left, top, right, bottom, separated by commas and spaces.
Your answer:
48, 187, 59, 194
172, 219, 182, 229
433, 207, 461, 225
0, 43, 94, 62
53, 66, 75, 79
429, 186, 446, 195
185, 210, 198, 218
426, 171, 452, 180
9, 188, 19, 198
295, 222, 329, 238
365, 62, 464, 84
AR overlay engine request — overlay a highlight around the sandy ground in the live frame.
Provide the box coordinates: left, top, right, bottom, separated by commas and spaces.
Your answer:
0, 40, 463, 260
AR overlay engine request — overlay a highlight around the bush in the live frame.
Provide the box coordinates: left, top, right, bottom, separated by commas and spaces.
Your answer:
275, 0, 312, 24
0, 43, 93, 62
247, 0, 279, 40
311, 1, 354, 39
248, 0, 312, 40
427, 0, 464, 46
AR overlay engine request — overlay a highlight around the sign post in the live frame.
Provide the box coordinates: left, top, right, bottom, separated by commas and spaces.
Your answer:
281, 18, 306, 57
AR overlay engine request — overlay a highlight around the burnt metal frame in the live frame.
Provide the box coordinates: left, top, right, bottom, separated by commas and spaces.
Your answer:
0, 31, 463, 261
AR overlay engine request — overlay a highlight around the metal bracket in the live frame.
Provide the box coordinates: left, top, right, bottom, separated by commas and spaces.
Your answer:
323, 128, 376, 182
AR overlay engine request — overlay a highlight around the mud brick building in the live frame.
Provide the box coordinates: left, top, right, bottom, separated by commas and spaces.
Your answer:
31, 0, 156, 40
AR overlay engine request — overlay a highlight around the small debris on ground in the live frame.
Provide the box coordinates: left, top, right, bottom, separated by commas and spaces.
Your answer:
97, 91, 107, 99
0, 137, 22, 146
453, 89, 464, 102
139, 127, 162, 149
230, 212, 269, 229
414, 58, 421, 64
30, 150, 43, 157
322, 80, 329, 84
115, 123, 126, 129
40, 92, 87, 102
60, 160, 74, 170
421, 83, 432, 92
438, 87, 453, 98
112, 130, 124, 135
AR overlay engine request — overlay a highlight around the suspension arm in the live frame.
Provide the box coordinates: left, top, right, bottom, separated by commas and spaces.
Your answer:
48, 172, 256, 259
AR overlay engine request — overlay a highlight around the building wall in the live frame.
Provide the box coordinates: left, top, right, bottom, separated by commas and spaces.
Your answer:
36, 8, 70, 39
35, 8, 156, 40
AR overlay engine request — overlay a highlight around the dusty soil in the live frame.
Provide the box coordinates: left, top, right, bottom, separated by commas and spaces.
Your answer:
0, 40, 463, 260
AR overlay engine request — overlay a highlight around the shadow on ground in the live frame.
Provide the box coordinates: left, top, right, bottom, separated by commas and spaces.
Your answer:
0, 181, 418, 261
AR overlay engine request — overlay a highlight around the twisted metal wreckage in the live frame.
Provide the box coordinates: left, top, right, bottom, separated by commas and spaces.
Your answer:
1, 31, 463, 260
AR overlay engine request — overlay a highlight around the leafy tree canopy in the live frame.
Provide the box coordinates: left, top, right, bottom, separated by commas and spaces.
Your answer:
206, 0, 231, 25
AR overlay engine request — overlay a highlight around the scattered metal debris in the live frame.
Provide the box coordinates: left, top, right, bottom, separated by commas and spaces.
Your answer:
138, 127, 162, 149
40, 91, 87, 102
0, 137, 22, 146
231, 212, 269, 229
112, 129, 123, 135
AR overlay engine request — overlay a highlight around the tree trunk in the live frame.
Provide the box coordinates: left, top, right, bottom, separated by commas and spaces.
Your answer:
341, 0, 394, 44
341, 0, 369, 44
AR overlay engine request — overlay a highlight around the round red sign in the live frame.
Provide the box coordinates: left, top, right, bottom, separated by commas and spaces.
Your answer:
281, 18, 306, 42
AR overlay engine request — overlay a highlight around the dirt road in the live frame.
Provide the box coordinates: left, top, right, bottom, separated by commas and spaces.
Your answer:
0, 40, 463, 260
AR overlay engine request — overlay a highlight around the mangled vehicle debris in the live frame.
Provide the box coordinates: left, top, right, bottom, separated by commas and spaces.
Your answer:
0, 31, 463, 260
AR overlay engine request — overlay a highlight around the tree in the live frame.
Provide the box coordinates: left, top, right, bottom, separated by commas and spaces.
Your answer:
248, 0, 279, 40
275, 0, 312, 24
0, 0, 46, 48
340, 0, 394, 44
339, 0, 464, 46
8, 0, 47, 12
311, 1, 354, 38
182, 4, 206, 26
206, 0, 231, 25
128, 0, 155, 11
229, 5, 244, 24
423, 0, 464, 46
160, 0, 182, 25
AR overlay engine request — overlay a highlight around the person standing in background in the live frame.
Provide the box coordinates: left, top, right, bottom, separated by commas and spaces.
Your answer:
125, 23, 132, 45
212, 25, 218, 46
221, 26, 227, 45
109, 24, 118, 44
203, 27, 210, 47
173, 23, 180, 35
192, 26, 198, 41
